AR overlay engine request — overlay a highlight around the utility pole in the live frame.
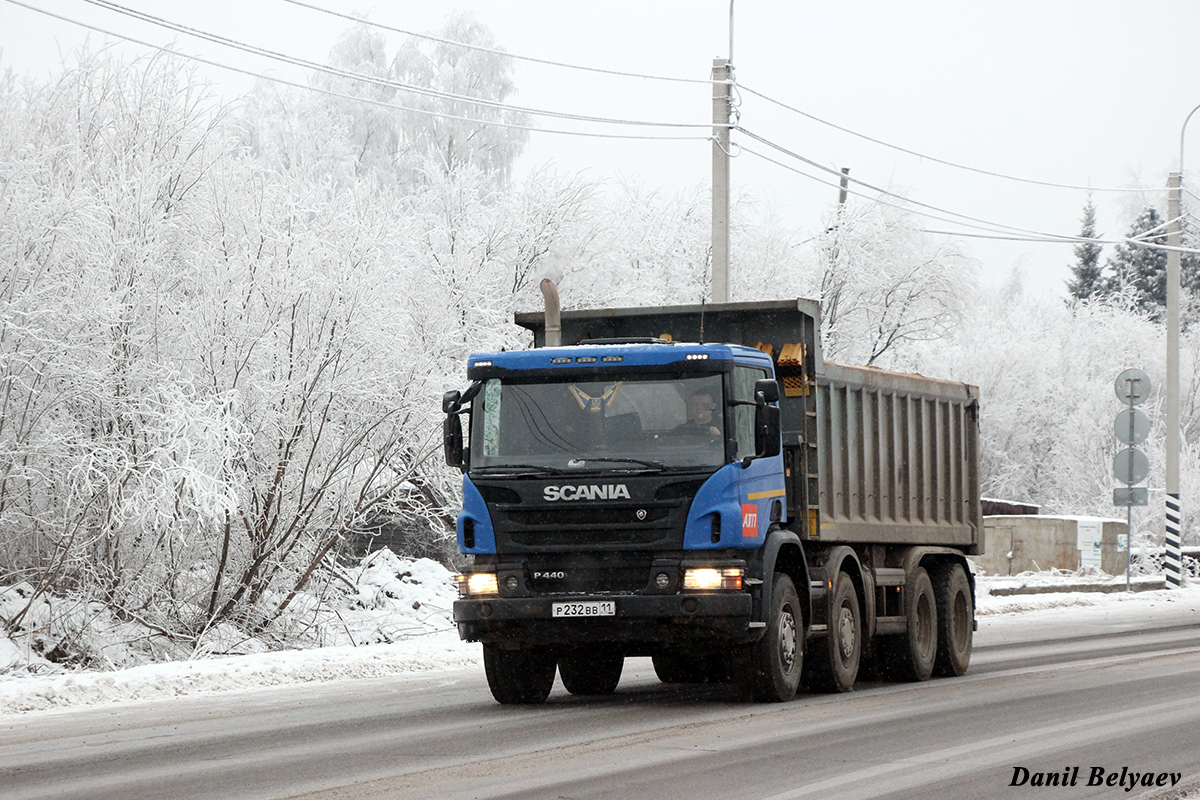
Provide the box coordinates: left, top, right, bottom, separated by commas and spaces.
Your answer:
1165, 172, 1183, 588
711, 57, 732, 303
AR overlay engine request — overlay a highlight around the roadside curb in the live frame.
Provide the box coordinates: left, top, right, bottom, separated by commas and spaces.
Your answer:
984, 578, 1168, 596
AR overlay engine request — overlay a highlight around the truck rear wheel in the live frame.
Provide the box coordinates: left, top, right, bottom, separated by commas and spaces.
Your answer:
735, 574, 803, 702
483, 644, 557, 704
879, 566, 937, 682
932, 562, 973, 677
559, 649, 624, 695
805, 571, 860, 693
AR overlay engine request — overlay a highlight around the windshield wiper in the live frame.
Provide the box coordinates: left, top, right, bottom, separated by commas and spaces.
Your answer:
472, 464, 568, 476
566, 457, 666, 471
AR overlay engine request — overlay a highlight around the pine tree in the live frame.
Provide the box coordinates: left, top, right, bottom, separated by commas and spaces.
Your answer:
1103, 207, 1168, 316
1066, 196, 1103, 301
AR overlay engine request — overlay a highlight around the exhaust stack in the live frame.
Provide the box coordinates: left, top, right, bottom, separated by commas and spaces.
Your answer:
540, 279, 561, 347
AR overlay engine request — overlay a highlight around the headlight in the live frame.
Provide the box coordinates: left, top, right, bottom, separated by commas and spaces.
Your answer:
682, 567, 743, 591
455, 571, 499, 597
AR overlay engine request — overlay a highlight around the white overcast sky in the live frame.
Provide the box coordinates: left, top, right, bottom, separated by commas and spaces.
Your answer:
3, 0, 1200, 296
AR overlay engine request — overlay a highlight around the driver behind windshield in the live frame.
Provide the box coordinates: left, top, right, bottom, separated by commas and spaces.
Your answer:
674, 391, 721, 438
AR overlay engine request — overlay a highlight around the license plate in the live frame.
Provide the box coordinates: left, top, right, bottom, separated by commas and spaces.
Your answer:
552, 601, 616, 618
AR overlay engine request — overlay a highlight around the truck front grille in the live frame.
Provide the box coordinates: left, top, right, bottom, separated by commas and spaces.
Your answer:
527, 554, 654, 594
481, 478, 704, 554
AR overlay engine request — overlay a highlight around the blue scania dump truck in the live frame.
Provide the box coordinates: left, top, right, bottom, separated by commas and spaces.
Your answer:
443, 298, 981, 704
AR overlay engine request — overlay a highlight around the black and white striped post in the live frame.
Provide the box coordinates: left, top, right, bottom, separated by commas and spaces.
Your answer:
1165, 493, 1183, 588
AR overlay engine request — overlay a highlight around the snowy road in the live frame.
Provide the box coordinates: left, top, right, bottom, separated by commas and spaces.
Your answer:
2, 598, 1199, 800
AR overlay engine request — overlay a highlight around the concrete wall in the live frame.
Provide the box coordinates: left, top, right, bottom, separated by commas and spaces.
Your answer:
972, 516, 1128, 576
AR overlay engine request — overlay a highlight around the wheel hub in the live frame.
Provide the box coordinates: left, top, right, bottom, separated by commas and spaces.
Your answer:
837, 605, 856, 659
778, 609, 797, 672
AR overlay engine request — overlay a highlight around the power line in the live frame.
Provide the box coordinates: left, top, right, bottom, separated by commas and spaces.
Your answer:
920, 228, 1200, 255
4, 0, 714, 142
281, 0, 716, 87
738, 126, 1095, 243
740, 143, 1200, 255
740, 144, 1087, 243
75, 0, 719, 131
737, 82, 1154, 195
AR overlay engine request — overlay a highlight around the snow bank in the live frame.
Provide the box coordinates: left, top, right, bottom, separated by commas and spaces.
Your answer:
0, 549, 481, 714
0, 632, 480, 715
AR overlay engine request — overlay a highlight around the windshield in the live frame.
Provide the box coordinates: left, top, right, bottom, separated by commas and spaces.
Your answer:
469, 373, 725, 471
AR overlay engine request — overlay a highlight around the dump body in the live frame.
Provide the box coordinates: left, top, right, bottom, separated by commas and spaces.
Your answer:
815, 362, 982, 552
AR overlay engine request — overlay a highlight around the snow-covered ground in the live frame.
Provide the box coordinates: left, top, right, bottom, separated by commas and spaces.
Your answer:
0, 561, 1196, 716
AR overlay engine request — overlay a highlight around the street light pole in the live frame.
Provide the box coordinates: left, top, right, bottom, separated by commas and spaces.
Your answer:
1164, 103, 1200, 588
1166, 172, 1181, 588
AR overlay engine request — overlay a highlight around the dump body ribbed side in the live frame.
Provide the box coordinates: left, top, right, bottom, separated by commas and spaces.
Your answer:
815, 362, 982, 553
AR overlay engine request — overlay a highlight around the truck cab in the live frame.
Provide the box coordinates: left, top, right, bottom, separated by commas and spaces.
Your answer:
446, 339, 798, 702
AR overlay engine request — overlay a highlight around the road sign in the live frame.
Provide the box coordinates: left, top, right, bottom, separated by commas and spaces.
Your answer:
1113, 448, 1149, 485
1114, 368, 1151, 405
1113, 487, 1148, 506
1114, 408, 1151, 445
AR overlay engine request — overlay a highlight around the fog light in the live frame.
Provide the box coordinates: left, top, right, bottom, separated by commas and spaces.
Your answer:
655, 572, 671, 590
504, 575, 520, 591
682, 567, 744, 591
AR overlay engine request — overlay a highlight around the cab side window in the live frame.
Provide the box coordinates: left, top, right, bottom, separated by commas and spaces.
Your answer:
731, 365, 767, 460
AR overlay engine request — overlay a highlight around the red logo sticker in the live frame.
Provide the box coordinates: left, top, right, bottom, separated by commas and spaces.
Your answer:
741, 504, 759, 537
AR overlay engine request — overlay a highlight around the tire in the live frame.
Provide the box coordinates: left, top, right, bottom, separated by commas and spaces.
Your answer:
483, 644, 557, 704
879, 566, 938, 682
559, 649, 624, 695
804, 571, 861, 693
932, 562, 974, 677
734, 574, 803, 702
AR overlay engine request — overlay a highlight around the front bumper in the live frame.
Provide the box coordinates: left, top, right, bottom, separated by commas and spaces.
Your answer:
453, 591, 756, 648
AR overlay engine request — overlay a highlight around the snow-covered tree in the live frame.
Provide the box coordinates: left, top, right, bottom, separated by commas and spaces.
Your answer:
390, 13, 530, 183
807, 199, 977, 366
239, 14, 528, 189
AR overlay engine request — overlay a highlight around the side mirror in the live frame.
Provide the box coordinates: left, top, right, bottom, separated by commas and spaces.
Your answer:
755, 399, 781, 459
444, 414, 464, 469
754, 378, 780, 404
443, 383, 481, 470
744, 379, 782, 467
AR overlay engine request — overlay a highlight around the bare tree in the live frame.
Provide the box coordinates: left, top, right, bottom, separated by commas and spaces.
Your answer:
810, 199, 976, 366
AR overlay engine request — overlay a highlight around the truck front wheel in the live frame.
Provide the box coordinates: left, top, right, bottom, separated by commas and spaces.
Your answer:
735, 573, 803, 702
483, 644, 557, 704
879, 566, 938, 682
559, 649, 624, 695
805, 570, 861, 693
